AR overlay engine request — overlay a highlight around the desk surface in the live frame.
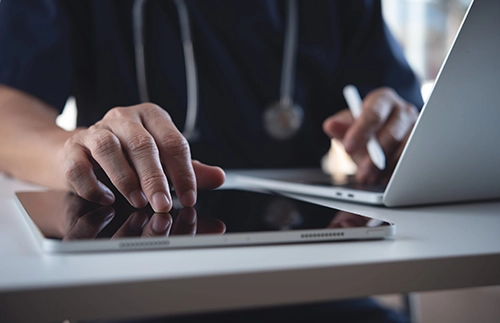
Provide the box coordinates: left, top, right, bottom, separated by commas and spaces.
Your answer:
1, 170, 500, 323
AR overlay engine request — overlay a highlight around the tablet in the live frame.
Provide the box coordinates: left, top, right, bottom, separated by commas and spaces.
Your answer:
15, 189, 395, 253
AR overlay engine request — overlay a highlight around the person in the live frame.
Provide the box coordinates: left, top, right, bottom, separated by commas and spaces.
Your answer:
0, 0, 422, 322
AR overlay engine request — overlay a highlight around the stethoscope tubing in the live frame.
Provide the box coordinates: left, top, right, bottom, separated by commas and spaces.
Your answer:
280, 0, 298, 107
132, 0, 298, 141
133, 0, 199, 141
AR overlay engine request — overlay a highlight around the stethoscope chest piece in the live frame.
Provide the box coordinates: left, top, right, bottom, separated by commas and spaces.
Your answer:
263, 100, 304, 140
263, 0, 302, 141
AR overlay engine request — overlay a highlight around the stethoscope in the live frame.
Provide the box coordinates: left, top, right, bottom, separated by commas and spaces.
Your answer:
133, 0, 303, 141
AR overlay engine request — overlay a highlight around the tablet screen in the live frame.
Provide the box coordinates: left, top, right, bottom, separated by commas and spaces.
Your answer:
16, 189, 392, 251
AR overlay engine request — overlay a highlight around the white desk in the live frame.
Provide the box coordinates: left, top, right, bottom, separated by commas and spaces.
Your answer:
1, 170, 500, 323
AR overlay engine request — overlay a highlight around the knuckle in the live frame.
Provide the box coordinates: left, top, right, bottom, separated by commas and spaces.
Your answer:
111, 172, 136, 192
139, 102, 161, 112
368, 87, 398, 106
140, 172, 166, 192
160, 135, 190, 159
388, 122, 406, 142
64, 164, 103, 202
127, 134, 157, 155
389, 106, 418, 142
365, 105, 383, 124
64, 161, 88, 184
90, 132, 121, 157
104, 107, 128, 120
140, 103, 172, 121
62, 137, 78, 152
404, 103, 419, 119
364, 88, 405, 124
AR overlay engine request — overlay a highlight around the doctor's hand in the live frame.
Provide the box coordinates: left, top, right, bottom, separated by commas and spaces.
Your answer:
323, 87, 418, 184
59, 103, 225, 212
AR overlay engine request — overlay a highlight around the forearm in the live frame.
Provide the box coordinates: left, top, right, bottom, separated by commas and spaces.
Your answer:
0, 85, 82, 188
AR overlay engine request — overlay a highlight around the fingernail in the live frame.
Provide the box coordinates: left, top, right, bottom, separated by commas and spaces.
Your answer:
152, 192, 171, 212
128, 213, 147, 232
100, 191, 115, 205
129, 190, 147, 208
180, 190, 196, 207
152, 215, 171, 233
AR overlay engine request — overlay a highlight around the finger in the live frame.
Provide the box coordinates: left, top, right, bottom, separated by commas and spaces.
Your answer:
141, 213, 173, 237
355, 155, 381, 184
343, 88, 397, 154
382, 131, 414, 184
322, 109, 353, 139
171, 207, 197, 236
195, 215, 226, 234
192, 160, 226, 190
105, 109, 171, 212
141, 106, 197, 207
376, 103, 418, 161
63, 139, 115, 205
81, 127, 148, 209
63, 207, 115, 241
325, 120, 380, 184
112, 211, 149, 238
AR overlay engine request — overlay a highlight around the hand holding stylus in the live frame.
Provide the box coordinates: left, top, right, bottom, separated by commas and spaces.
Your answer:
343, 85, 386, 171
323, 86, 419, 184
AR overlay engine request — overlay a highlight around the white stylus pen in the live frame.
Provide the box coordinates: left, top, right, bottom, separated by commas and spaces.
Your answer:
343, 85, 386, 170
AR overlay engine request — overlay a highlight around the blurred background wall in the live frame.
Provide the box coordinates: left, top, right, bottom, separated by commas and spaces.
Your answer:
382, 0, 472, 99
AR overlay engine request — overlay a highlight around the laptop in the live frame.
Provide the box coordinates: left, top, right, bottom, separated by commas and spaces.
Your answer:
233, 0, 500, 207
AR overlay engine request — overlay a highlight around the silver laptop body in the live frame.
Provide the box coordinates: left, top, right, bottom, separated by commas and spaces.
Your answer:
383, 0, 500, 206
234, 0, 500, 207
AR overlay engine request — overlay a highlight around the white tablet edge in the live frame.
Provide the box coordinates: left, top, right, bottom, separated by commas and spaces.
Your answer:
15, 193, 394, 253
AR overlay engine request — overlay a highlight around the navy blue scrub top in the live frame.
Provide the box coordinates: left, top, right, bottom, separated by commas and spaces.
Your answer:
0, 0, 423, 169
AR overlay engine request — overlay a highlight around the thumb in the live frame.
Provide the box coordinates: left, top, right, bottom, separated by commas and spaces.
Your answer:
192, 160, 226, 190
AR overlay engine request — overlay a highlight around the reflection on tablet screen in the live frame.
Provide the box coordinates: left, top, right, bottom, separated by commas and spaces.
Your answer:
16, 189, 392, 251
